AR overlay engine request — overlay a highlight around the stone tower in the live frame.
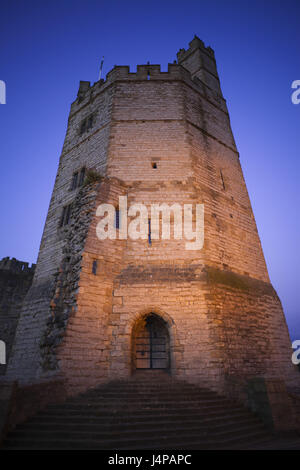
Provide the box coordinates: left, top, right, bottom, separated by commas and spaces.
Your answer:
5, 36, 298, 410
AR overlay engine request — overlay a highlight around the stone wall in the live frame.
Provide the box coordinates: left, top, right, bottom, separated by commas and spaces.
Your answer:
5, 71, 114, 380
0, 258, 35, 375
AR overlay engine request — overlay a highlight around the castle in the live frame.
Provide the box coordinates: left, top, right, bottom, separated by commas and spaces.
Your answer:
2, 36, 299, 430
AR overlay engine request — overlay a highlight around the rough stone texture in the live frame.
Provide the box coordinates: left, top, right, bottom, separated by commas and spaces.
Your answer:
39, 180, 101, 373
0, 379, 67, 445
0, 258, 35, 375
247, 377, 296, 431
5, 36, 300, 430
0, 381, 17, 443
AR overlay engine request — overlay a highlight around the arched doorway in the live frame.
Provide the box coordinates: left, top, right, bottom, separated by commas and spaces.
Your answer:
132, 313, 170, 370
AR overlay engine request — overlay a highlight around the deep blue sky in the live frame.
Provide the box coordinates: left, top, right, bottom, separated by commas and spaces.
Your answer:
0, 0, 299, 338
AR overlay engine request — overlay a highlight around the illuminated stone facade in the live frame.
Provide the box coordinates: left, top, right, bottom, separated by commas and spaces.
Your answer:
5, 37, 298, 409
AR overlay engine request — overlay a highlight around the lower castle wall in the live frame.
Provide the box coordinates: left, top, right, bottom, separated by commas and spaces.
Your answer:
0, 261, 35, 376
51, 179, 299, 399
57, 261, 299, 400
3, 283, 55, 381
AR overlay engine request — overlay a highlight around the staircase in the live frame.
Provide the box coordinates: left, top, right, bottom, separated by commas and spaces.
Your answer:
1, 371, 272, 450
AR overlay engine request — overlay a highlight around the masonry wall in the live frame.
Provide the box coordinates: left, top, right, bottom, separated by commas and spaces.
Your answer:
5, 37, 298, 401
6, 73, 114, 382
54, 178, 128, 394
54, 56, 297, 394
0, 258, 35, 375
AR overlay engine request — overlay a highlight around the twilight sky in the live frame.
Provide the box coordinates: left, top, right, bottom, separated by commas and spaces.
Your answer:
0, 0, 299, 339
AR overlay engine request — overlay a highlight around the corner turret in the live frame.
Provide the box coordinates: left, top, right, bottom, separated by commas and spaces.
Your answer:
177, 35, 222, 96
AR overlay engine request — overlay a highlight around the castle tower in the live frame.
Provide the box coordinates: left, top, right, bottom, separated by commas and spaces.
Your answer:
5, 37, 298, 411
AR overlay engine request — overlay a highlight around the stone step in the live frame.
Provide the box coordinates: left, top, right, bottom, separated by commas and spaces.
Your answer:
25, 410, 255, 428
84, 382, 215, 390
46, 396, 236, 409
2, 373, 271, 450
67, 390, 227, 398
17, 413, 261, 434
36, 402, 246, 419
10, 419, 265, 441
87, 381, 211, 391
66, 396, 230, 406
3, 427, 270, 450
40, 404, 243, 418
78, 390, 219, 399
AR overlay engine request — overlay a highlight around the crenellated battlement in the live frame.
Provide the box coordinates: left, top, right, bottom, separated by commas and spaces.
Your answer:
0, 257, 36, 274
72, 58, 226, 117
71, 36, 223, 118
105, 63, 187, 81
75, 63, 192, 101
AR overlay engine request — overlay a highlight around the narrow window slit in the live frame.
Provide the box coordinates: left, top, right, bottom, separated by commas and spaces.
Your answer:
148, 218, 152, 245
92, 260, 98, 275
71, 172, 78, 190
59, 203, 72, 227
79, 167, 86, 186
220, 170, 226, 190
115, 208, 120, 230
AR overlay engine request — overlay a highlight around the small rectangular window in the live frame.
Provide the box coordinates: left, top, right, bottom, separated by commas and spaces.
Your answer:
71, 172, 78, 190
65, 204, 71, 225
80, 119, 87, 135
59, 207, 66, 227
87, 115, 94, 130
59, 203, 72, 227
79, 167, 86, 186
71, 167, 85, 190
79, 114, 94, 136
92, 260, 98, 275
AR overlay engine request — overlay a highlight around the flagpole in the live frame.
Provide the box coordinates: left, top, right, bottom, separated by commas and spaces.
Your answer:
98, 56, 104, 81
